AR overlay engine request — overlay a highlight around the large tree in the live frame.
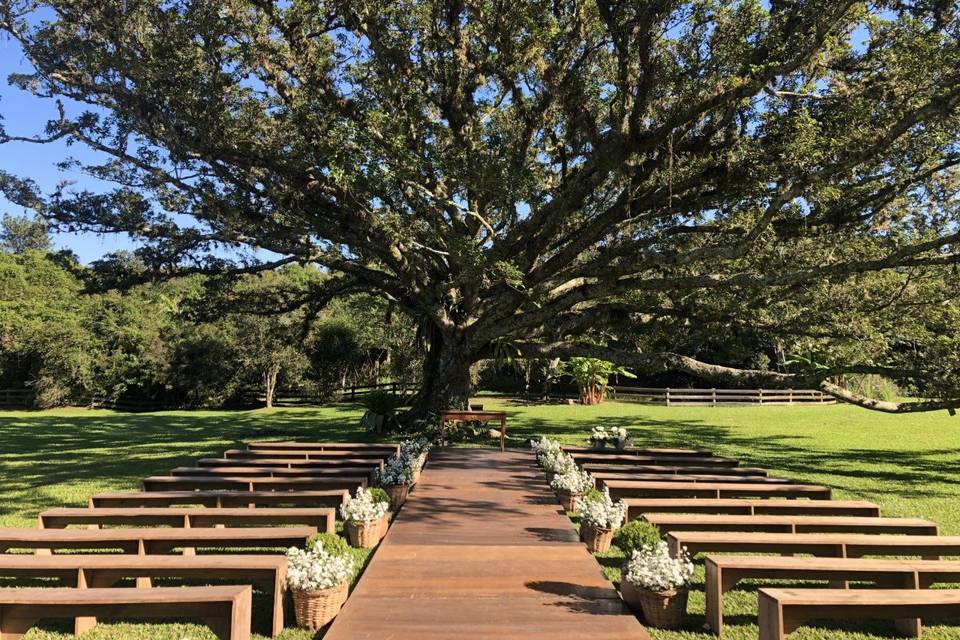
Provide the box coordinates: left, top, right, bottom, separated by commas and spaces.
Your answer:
1, 0, 959, 415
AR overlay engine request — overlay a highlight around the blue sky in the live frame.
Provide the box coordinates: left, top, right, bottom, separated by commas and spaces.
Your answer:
0, 37, 140, 263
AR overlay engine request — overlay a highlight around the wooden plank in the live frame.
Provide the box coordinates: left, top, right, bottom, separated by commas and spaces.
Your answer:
600, 480, 831, 500
562, 446, 713, 457
142, 475, 367, 492
644, 514, 937, 536
247, 441, 399, 452
170, 465, 377, 478
0, 585, 251, 640
625, 499, 881, 520
571, 453, 739, 468
89, 490, 349, 508
0, 526, 316, 554
323, 448, 649, 640
197, 457, 385, 470
591, 472, 792, 485
581, 464, 768, 476
224, 449, 391, 460
39, 507, 336, 533
668, 532, 960, 559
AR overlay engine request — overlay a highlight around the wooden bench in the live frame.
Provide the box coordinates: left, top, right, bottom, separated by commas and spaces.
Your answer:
705, 556, 960, 636
0, 585, 251, 640
645, 514, 938, 536
224, 448, 391, 461
0, 526, 316, 554
581, 463, 769, 477
563, 446, 713, 457
600, 480, 831, 501
90, 489, 349, 508
247, 441, 399, 453
667, 532, 960, 559
0, 554, 287, 636
39, 507, 336, 533
198, 457, 385, 470
758, 588, 960, 640
170, 465, 377, 479
142, 475, 368, 492
572, 453, 740, 468
626, 499, 881, 520
591, 472, 793, 486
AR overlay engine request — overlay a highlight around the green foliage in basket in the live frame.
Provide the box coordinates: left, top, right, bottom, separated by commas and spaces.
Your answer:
307, 532, 351, 557
614, 520, 662, 556
369, 487, 391, 506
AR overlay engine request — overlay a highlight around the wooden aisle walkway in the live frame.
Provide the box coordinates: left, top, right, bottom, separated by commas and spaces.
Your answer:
324, 448, 649, 639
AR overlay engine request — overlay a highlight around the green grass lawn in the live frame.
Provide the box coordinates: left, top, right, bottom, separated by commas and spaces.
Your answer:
2, 400, 960, 639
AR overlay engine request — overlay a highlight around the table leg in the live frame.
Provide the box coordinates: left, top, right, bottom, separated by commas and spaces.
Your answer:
500, 416, 506, 452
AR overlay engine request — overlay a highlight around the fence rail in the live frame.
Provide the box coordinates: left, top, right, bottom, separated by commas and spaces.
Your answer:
0, 389, 33, 408
609, 386, 834, 406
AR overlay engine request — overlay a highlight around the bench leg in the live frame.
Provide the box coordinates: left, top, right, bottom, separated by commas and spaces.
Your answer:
894, 572, 922, 637
705, 561, 724, 635
758, 592, 785, 640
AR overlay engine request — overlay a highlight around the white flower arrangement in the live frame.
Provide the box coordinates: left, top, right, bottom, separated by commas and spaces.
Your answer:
532, 435, 561, 461
400, 436, 431, 465
378, 454, 413, 486
576, 490, 627, 529
286, 545, 354, 592
340, 487, 390, 524
550, 467, 593, 494
624, 540, 695, 593
589, 425, 628, 446
539, 448, 577, 475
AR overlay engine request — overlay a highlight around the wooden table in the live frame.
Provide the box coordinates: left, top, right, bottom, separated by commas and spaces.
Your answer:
439, 410, 507, 451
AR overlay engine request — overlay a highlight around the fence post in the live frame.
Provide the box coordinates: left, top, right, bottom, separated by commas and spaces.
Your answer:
758, 388, 764, 406
788, 388, 794, 404
665, 388, 671, 406
711, 388, 717, 406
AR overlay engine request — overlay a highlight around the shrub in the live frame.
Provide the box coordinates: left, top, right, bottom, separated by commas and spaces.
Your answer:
361, 389, 404, 415
307, 532, 350, 557
369, 487, 391, 506
614, 520, 662, 555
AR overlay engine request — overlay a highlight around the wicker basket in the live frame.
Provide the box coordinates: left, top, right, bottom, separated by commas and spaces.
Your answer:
378, 513, 390, 540
345, 520, 379, 549
291, 581, 349, 630
581, 521, 614, 553
383, 483, 409, 510
633, 586, 688, 629
619, 569, 644, 620
557, 489, 581, 512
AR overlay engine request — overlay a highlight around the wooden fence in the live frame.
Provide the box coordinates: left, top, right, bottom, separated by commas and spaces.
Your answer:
609, 386, 834, 406
0, 389, 33, 409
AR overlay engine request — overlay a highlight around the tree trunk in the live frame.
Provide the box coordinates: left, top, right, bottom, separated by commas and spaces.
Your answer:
264, 363, 280, 409
407, 326, 473, 420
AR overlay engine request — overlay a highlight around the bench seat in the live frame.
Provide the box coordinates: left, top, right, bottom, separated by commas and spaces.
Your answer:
247, 441, 399, 453
571, 453, 740, 468
562, 446, 713, 457
170, 465, 377, 478
581, 464, 769, 477
591, 473, 792, 486
224, 449, 392, 460
0, 585, 251, 640
198, 457, 385, 470
625, 499, 880, 520
0, 526, 316, 554
600, 480, 831, 501
142, 475, 368, 492
705, 556, 960, 635
758, 588, 960, 640
0, 554, 287, 636
645, 514, 937, 536
668, 532, 960, 559
90, 489, 349, 508
39, 507, 336, 533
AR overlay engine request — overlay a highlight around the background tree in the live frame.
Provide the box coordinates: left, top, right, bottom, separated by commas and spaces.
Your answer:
1, 0, 959, 415
0, 214, 49, 254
